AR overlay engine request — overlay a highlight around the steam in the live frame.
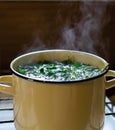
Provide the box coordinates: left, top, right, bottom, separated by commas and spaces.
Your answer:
58, 1, 109, 55
21, 35, 46, 54
21, 1, 109, 58
60, 24, 76, 49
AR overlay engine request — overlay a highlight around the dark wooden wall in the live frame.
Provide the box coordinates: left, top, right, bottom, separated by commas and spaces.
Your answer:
0, 1, 115, 74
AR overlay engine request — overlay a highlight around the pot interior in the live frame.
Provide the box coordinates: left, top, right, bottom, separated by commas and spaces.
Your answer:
11, 50, 109, 81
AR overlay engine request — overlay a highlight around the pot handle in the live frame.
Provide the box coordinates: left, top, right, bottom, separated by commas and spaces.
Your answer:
0, 75, 15, 95
105, 70, 115, 89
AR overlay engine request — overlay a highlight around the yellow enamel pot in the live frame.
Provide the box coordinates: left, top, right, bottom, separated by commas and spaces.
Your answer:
0, 50, 115, 130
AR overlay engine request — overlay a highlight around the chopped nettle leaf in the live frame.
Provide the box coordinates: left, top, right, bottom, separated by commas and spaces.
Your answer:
17, 66, 26, 75
73, 62, 81, 68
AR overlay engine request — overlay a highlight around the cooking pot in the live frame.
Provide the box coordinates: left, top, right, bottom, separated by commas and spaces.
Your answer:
0, 49, 115, 130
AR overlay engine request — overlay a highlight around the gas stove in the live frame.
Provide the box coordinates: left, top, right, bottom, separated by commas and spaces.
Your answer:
0, 96, 114, 130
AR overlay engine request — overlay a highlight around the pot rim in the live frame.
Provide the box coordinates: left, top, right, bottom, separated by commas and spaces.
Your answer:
10, 49, 109, 83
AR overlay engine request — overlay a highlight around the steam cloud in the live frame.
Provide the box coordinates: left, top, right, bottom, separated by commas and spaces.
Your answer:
21, 1, 109, 58
21, 35, 46, 54
58, 1, 109, 55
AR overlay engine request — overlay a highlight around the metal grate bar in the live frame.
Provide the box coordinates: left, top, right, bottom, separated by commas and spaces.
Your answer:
105, 97, 115, 117
0, 120, 14, 124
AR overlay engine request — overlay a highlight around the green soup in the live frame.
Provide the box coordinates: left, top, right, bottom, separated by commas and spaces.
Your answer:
17, 60, 101, 81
